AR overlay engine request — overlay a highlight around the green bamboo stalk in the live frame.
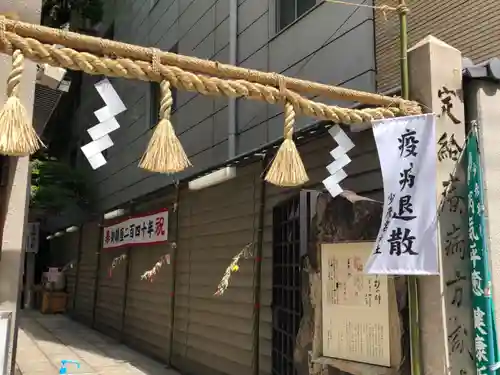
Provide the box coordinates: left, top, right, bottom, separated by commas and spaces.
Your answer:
408, 278, 421, 375
399, 1, 409, 100
398, 1, 422, 374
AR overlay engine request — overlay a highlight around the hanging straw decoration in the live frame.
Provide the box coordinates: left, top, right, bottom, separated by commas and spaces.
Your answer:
139, 48, 191, 173
265, 98, 309, 187
108, 253, 127, 278
141, 253, 171, 282
0, 17, 43, 156
215, 243, 254, 297
139, 79, 191, 173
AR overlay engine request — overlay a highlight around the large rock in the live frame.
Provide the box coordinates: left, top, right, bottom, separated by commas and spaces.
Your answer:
294, 191, 408, 375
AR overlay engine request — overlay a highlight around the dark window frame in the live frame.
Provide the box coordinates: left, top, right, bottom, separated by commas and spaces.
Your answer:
271, 191, 316, 375
276, 0, 319, 33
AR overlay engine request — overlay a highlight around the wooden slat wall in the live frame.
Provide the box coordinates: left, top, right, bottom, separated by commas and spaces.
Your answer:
73, 221, 100, 325
375, 0, 500, 92
63, 231, 80, 313
67, 129, 381, 375
259, 129, 382, 375
123, 243, 173, 361
94, 247, 127, 339
172, 164, 261, 375
122, 194, 177, 362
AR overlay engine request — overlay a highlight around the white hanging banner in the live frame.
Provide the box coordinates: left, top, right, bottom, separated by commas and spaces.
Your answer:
365, 114, 438, 275
103, 209, 168, 249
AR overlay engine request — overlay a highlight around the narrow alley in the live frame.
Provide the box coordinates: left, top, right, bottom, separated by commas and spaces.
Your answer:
15, 312, 178, 375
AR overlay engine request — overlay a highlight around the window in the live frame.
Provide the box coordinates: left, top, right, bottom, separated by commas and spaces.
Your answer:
150, 43, 178, 128
272, 191, 317, 375
277, 0, 318, 32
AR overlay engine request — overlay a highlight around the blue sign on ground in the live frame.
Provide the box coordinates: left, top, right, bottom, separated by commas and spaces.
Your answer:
59, 360, 80, 374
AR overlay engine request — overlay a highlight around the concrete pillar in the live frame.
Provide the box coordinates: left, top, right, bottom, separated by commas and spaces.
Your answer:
0, 1, 41, 374
465, 79, 500, 346
408, 36, 469, 375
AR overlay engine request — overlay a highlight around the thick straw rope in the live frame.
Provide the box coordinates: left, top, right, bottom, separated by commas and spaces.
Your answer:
265, 100, 309, 186
0, 16, 422, 186
139, 80, 191, 173
0, 32, 420, 125
1, 16, 418, 109
0, 48, 43, 155
139, 48, 191, 173
7, 51, 23, 97
265, 76, 309, 186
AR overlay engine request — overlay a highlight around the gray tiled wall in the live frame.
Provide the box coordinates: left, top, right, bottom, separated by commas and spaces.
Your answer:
68, 0, 376, 216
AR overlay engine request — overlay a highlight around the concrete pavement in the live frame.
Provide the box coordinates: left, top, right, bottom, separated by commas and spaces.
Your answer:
15, 311, 180, 375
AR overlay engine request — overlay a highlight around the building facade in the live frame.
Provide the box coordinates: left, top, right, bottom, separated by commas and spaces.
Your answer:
42, 1, 500, 375
375, 0, 500, 92
48, 0, 376, 217
44, 2, 381, 375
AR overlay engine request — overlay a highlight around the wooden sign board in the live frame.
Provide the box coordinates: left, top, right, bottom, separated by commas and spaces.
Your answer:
321, 242, 391, 367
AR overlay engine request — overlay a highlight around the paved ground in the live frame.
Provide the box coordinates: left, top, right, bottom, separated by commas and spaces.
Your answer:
15, 311, 180, 375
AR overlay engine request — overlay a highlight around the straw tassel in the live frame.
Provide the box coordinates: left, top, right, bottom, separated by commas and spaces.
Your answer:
0, 50, 43, 156
265, 101, 309, 187
139, 80, 191, 173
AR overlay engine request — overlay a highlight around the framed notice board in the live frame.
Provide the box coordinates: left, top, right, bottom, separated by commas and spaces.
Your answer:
321, 242, 391, 367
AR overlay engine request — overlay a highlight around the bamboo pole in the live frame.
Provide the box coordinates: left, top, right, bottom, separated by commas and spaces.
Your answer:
397, 1, 422, 374
399, 3, 409, 101
0, 17, 413, 108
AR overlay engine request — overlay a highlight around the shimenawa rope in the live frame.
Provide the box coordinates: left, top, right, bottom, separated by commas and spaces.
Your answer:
0, 16, 421, 186
138, 48, 192, 173
0, 15, 417, 108
0, 31, 419, 123
139, 79, 192, 173
265, 77, 309, 186
0, 17, 44, 155
0, 49, 43, 155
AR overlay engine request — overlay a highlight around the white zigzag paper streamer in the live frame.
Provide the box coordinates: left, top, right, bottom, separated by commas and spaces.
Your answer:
81, 79, 126, 169
323, 125, 355, 198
